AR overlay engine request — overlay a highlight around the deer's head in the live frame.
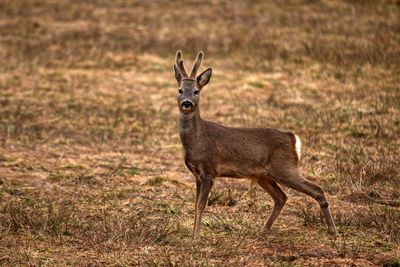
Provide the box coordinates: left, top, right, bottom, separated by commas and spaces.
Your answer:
173, 50, 212, 114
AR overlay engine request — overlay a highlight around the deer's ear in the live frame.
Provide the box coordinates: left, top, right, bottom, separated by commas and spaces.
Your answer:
197, 68, 212, 88
173, 64, 182, 86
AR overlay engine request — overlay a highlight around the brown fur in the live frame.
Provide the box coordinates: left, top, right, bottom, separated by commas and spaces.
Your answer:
173, 51, 338, 241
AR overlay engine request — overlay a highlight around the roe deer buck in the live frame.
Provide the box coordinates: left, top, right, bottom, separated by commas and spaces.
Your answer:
173, 50, 338, 241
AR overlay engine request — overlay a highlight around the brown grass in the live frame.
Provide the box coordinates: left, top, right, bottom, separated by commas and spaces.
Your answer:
0, 0, 399, 266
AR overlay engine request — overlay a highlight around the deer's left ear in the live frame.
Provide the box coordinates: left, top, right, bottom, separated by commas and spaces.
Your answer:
197, 68, 212, 88
173, 64, 182, 86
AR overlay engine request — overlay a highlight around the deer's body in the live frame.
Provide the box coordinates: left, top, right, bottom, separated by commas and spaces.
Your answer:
180, 113, 298, 179
174, 51, 338, 241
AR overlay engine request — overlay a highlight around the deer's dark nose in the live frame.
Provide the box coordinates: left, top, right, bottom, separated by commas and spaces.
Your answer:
181, 100, 194, 110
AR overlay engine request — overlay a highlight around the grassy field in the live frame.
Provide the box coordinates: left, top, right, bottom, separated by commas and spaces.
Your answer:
0, 0, 399, 266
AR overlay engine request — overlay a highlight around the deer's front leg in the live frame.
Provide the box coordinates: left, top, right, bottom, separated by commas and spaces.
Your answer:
192, 177, 201, 238
192, 174, 214, 241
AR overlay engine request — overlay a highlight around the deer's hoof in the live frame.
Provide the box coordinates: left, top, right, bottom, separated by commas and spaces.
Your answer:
260, 228, 272, 235
191, 236, 201, 243
328, 230, 339, 240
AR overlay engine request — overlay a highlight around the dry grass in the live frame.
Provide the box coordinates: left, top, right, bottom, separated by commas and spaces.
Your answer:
0, 0, 399, 266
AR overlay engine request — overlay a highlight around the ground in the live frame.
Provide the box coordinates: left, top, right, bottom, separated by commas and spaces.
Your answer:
0, 0, 399, 266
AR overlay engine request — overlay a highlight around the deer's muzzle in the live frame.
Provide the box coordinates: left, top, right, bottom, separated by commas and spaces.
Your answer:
180, 100, 194, 111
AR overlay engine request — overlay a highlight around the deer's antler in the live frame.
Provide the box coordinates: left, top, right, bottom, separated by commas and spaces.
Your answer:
175, 50, 189, 78
190, 51, 203, 79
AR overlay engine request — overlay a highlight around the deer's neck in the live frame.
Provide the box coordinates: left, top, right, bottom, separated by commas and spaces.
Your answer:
179, 108, 203, 148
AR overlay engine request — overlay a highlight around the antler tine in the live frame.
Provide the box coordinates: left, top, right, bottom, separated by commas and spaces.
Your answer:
176, 50, 182, 64
175, 50, 188, 78
177, 60, 189, 78
190, 51, 204, 79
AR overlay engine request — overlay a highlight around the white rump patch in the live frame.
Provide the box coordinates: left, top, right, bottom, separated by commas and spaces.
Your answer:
294, 134, 302, 160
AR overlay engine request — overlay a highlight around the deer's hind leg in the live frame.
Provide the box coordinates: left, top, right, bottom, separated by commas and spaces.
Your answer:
257, 177, 287, 231
271, 167, 338, 238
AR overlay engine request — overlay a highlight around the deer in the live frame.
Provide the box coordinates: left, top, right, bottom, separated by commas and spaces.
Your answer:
173, 50, 338, 241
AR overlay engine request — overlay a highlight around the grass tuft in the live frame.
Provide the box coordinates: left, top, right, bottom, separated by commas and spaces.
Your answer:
147, 176, 167, 186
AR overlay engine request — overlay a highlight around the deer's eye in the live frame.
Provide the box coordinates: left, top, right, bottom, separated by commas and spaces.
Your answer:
194, 90, 199, 95
178, 89, 183, 94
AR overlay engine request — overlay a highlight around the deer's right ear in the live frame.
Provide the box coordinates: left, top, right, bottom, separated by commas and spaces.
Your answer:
174, 64, 182, 86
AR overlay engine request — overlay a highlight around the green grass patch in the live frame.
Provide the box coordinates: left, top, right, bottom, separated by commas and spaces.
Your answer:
126, 166, 142, 176
47, 171, 71, 181
63, 164, 85, 171
248, 81, 264, 89
147, 176, 167, 186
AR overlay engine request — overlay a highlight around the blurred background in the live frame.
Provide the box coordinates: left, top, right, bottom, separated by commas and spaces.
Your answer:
0, 0, 399, 265
1, 0, 399, 67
